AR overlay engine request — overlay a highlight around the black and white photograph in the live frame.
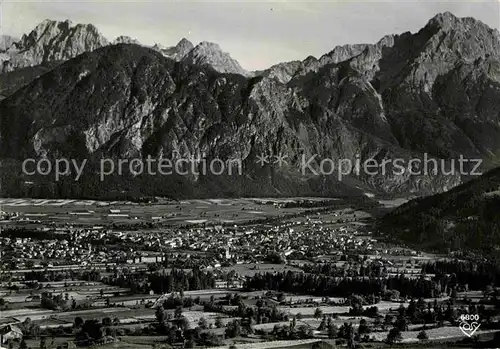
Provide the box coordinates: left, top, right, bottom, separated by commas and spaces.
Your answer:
1, 0, 500, 348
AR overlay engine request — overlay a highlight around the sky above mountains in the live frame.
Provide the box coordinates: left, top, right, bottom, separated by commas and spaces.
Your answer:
2, 0, 499, 70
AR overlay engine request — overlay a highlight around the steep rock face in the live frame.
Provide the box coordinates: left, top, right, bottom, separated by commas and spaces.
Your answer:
368, 12, 500, 161
182, 41, 249, 76
0, 45, 299, 160
0, 44, 461, 198
1, 19, 108, 72
373, 12, 500, 95
284, 12, 500, 164
260, 36, 395, 84
0, 44, 368, 198
258, 60, 303, 84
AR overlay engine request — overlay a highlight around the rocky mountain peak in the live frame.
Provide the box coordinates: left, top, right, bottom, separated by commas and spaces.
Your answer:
1, 19, 108, 72
402, 11, 500, 89
303, 55, 317, 63
176, 38, 194, 50
17, 19, 105, 50
0, 19, 248, 77
376, 34, 395, 48
426, 11, 500, 40
182, 41, 248, 76
173, 38, 194, 58
427, 11, 460, 29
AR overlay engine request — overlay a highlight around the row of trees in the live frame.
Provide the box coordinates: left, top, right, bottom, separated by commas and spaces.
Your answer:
244, 270, 441, 298
302, 262, 387, 278
422, 260, 500, 289
104, 267, 216, 294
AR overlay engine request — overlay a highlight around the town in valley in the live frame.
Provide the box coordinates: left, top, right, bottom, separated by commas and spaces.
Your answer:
1, 197, 499, 349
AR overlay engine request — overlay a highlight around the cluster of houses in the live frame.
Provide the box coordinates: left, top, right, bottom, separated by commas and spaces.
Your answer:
1, 211, 381, 272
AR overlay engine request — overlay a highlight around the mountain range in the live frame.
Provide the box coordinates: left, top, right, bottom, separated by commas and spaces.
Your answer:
1, 12, 500, 200
0, 19, 248, 77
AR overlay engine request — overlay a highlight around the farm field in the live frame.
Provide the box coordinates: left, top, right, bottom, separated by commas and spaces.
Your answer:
275, 298, 421, 317
0, 197, 349, 227
206, 339, 325, 349
0, 283, 131, 303
370, 328, 500, 343
24, 337, 154, 349
2, 276, 498, 348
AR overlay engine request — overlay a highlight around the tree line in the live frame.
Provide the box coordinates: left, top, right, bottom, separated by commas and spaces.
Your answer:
243, 270, 441, 298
